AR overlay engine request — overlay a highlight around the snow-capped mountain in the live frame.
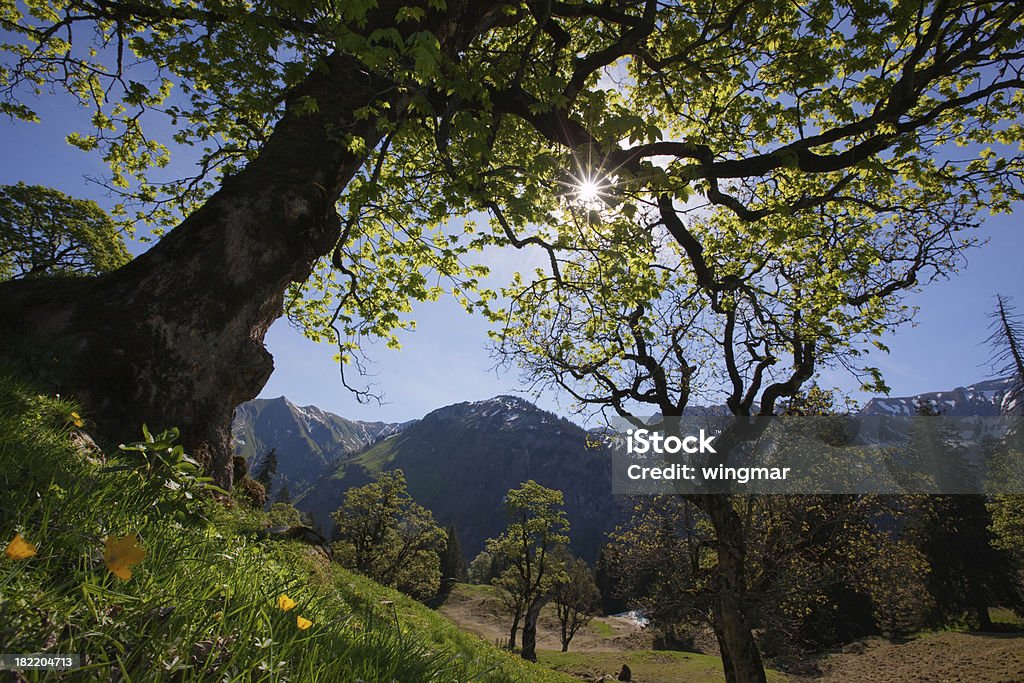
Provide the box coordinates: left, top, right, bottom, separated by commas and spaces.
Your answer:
860, 377, 1018, 417
231, 396, 411, 499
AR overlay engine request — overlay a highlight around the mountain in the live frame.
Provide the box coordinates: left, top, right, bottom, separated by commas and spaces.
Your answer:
231, 377, 1019, 562
231, 396, 407, 499
860, 377, 1018, 416
296, 395, 622, 563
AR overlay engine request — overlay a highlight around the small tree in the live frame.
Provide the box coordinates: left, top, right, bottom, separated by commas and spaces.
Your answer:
232, 455, 266, 508
551, 550, 601, 652
486, 481, 569, 661
990, 494, 1024, 568
493, 567, 530, 651
903, 403, 1023, 630
331, 470, 445, 600
594, 543, 629, 616
985, 295, 1024, 581
268, 502, 306, 527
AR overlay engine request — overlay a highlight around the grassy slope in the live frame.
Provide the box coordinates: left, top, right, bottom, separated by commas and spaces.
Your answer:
0, 374, 575, 683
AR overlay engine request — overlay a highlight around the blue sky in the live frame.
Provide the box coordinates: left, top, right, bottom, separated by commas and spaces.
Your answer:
3, 95, 1022, 423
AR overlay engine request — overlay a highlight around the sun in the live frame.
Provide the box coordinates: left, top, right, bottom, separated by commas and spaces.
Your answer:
577, 179, 601, 205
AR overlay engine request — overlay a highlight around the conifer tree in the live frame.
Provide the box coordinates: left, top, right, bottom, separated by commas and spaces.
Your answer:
438, 524, 468, 595
253, 448, 278, 492
273, 483, 291, 506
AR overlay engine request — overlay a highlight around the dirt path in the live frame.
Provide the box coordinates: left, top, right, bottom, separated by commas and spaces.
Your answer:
788, 631, 1024, 683
438, 584, 654, 652
439, 585, 1024, 682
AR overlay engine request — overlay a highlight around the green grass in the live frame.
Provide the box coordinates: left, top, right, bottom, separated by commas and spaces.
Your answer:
454, 582, 501, 598
539, 650, 791, 682
990, 607, 1024, 628
588, 618, 615, 638
349, 438, 400, 474
0, 374, 575, 682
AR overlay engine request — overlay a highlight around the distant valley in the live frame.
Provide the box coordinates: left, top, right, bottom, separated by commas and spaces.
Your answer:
232, 377, 1018, 562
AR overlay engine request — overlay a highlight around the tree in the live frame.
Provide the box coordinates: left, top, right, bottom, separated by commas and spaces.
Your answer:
0, 183, 131, 280
493, 564, 530, 652
987, 294, 1024, 414
438, 523, 469, 595
610, 491, 935, 656
907, 493, 1021, 630
486, 481, 569, 661
898, 401, 1023, 630
742, 494, 933, 653
468, 550, 497, 585
0, 1, 1018, 490
0, 0, 505, 485
232, 454, 267, 508
985, 295, 1024, 574
252, 448, 279, 500
551, 550, 601, 652
3, 3, 1024, 680
610, 496, 717, 649
330, 470, 445, 600
486, 5, 1024, 675
990, 493, 1024, 568
253, 448, 278, 489
273, 483, 292, 506
268, 501, 306, 527
594, 543, 629, 616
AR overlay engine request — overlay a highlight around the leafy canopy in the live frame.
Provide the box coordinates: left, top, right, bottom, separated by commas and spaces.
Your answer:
0, 183, 130, 280
2, 1, 1023, 402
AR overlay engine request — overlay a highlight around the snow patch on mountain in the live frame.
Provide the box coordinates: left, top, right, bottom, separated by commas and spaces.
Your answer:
860, 377, 1017, 416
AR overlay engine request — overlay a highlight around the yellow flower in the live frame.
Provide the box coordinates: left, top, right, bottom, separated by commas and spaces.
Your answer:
4, 533, 37, 560
103, 533, 145, 580
277, 594, 296, 612
296, 615, 312, 630
70, 412, 84, 428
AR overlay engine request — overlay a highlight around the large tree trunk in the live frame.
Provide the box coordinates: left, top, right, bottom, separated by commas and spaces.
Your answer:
0, 2, 502, 487
520, 594, 549, 662
0, 55, 383, 486
701, 495, 768, 683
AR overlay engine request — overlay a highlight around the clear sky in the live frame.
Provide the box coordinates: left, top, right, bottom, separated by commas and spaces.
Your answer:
3, 94, 1022, 423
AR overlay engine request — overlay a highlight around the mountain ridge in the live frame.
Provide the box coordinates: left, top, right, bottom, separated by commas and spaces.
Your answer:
231, 396, 412, 499
231, 377, 1018, 559
860, 377, 1018, 416
295, 394, 621, 563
